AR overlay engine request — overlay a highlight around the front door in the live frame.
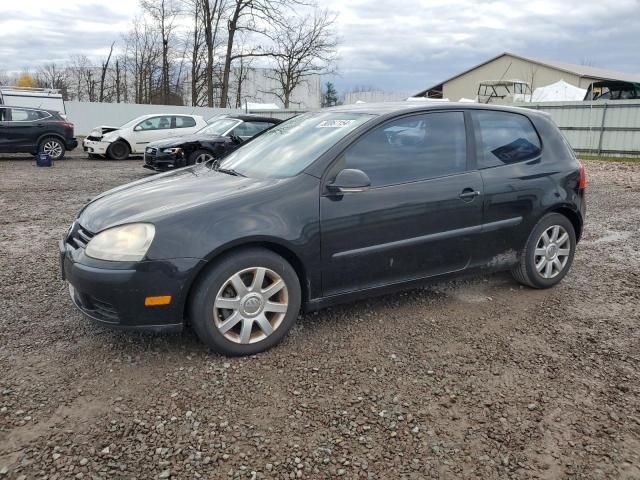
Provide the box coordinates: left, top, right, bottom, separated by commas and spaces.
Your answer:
320, 111, 484, 296
132, 115, 174, 152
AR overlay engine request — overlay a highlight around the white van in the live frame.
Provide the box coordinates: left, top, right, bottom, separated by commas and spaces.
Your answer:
0, 87, 66, 115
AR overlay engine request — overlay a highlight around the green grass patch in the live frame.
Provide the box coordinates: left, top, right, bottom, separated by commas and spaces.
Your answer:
579, 155, 640, 163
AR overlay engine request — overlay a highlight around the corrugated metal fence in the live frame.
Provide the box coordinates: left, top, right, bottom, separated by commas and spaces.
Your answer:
509, 100, 640, 156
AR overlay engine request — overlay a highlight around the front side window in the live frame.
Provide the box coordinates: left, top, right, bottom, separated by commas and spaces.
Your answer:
474, 111, 542, 168
338, 111, 467, 187
136, 116, 172, 131
174, 116, 196, 128
219, 112, 373, 178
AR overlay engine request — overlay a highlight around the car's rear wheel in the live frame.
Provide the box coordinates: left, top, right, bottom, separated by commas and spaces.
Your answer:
189, 248, 301, 356
107, 141, 130, 160
39, 137, 65, 160
188, 149, 215, 166
512, 213, 576, 289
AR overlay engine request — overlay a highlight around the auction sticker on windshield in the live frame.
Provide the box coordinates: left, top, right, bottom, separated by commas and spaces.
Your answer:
316, 120, 356, 128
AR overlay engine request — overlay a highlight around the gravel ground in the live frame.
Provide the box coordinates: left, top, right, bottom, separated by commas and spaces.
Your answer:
0, 157, 639, 480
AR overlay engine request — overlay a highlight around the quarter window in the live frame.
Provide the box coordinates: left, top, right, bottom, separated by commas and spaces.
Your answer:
174, 116, 196, 128
339, 111, 467, 187
474, 111, 542, 168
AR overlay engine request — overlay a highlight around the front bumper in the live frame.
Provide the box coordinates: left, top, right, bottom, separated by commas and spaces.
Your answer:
67, 138, 78, 150
144, 148, 184, 171
60, 239, 204, 332
83, 139, 110, 155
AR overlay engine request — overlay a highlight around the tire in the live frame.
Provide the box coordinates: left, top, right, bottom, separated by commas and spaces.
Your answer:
39, 137, 65, 160
511, 213, 576, 289
106, 141, 130, 160
188, 149, 216, 166
189, 248, 301, 356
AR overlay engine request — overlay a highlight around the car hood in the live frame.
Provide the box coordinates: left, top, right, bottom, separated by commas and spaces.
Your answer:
147, 134, 227, 149
78, 166, 278, 233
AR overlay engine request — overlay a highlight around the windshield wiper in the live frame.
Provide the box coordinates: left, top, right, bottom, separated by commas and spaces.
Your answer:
216, 166, 245, 177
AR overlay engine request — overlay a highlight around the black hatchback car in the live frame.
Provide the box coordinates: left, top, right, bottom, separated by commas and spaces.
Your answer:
143, 115, 281, 171
0, 106, 77, 160
60, 103, 586, 356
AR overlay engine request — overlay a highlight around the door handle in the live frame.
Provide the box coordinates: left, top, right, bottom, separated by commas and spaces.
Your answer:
459, 189, 481, 200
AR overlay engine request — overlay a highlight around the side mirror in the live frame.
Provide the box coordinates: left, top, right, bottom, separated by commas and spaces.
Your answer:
134, 125, 142, 131
327, 169, 371, 194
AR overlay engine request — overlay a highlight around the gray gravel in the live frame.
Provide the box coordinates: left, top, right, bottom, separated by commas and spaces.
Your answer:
0, 157, 639, 479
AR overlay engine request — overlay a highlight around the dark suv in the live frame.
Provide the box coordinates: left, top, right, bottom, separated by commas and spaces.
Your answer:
60, 103, 585, 356
143, 115, 281, 171
0, 106, 77, 159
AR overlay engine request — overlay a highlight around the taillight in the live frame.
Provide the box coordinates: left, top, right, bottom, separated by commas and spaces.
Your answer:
578, 161, 586, 189
62, 122, 74, 129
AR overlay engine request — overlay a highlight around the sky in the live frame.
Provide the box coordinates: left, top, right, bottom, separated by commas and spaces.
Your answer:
1, 0, 639, 95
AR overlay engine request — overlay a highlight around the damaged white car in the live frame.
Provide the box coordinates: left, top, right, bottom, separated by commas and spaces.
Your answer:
83, 114, 207, 160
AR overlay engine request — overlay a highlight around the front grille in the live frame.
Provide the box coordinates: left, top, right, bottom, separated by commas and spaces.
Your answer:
86, 135, 102, 141
67, 223, 94, 250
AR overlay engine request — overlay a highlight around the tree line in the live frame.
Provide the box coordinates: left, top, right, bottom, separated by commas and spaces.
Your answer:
0, 0, 338, 109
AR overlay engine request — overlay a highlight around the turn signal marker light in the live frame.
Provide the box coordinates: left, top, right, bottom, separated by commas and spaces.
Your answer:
145, 295, 172, 306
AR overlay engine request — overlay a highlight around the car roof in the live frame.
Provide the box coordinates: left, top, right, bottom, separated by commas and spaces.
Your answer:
323, 101, 547, 118
225, 114, 282, 123
134, 113, 203, 120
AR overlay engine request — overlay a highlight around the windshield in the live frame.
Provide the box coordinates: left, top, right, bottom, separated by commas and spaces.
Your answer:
198, 118, 240, 135
120, 116, 149, 129
219, 112, 374, 178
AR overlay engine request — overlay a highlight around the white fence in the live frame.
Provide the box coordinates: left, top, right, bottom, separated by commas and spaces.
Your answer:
506, 100, 640, 156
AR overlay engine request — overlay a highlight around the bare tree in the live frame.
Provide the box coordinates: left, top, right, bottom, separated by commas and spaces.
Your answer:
36, 63, 70, 98
218, 0, 299, 107
200, 0, 225, 106
99, 42, 115, 102
140, 0, 181, 104
267, 9, 337, 108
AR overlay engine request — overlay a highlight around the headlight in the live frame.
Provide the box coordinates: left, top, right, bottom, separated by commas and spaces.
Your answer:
102, 131, 119, 142
162, 147, 183, 156
85, 223, 155, 262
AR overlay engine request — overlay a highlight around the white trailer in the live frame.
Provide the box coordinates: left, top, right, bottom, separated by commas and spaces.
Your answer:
0, 87, 66, 114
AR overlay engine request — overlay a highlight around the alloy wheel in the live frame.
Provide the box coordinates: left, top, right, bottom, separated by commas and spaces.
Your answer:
195, 153, 214, 164
43, 140, 62, 158
534, 225, 571, 279
213, 267, 289, 344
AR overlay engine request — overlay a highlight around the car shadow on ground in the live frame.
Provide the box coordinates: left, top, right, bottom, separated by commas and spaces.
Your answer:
77, 271, 517, 357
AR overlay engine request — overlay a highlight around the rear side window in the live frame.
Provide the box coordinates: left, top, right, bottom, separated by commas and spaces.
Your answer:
10, 108, 45, 121
474, 111, 541, 168
341, 111, 467, 187
175, 116, 196, 128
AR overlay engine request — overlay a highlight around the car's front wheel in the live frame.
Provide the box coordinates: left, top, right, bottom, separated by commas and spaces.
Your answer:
188, 149, 215, 166
106, 141, 130, 160
512, 213, 576, 288
39, 137, 66, 160
189, 248, 301, 356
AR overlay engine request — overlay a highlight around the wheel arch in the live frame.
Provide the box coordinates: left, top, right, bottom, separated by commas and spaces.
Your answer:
37, 132, 66, 147
112, 137, 133, 152
182, 239, 309, 325
546, 205, 583, 242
